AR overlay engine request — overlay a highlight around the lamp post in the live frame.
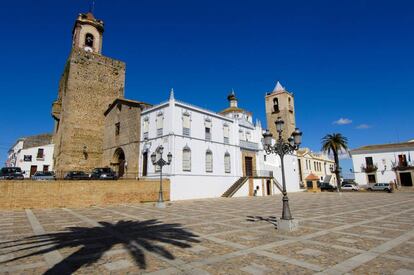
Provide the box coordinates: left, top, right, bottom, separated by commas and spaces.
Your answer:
262, 118, 302, 231
150, 145, 172, 208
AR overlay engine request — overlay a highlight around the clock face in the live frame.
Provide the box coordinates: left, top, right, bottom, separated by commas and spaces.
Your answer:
84, 46, 93, 52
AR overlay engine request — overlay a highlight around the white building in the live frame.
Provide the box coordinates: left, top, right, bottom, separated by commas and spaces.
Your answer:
139, 90, 300, 201
350, 140, 414, 187
6, 134, 54, 178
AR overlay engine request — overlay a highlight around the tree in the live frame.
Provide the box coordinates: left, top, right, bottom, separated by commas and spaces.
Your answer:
321, 133, 349, 190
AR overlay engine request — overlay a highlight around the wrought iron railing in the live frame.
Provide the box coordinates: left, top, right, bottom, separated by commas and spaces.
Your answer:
361, 164, 378, 173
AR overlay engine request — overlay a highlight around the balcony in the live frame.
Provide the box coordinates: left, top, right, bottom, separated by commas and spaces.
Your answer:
183, 127, 190, 137
361, 164, 378, 173
392, 162, 414, 171
239, 140, 259, 151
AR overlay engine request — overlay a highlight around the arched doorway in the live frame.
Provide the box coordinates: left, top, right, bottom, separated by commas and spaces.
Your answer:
112, 148, 126, 178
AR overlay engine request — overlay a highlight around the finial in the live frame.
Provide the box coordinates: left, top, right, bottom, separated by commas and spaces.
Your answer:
169, 88, 175, 100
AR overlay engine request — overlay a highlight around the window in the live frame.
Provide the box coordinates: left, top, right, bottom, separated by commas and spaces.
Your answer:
143, 117, 149, 139
398, 154, 408, 167
182, 112, 191, 136
273, 98, 279, 112
156, 112, 164, 137
115, 122, 120, 136
206, 150, 213, 172
85, 33, 94, 48
224, 152, 231, 173
205, 119, 212, 141
24, 155, 32, 162
37, 148, 44, 159
182, 146, 191, 171
246, 131, 251, 141
239, 130, 244, 141
43, 165, 49, 172
223, 124, 229, 144
264, 155, 267, 162
365, 157, 373, 166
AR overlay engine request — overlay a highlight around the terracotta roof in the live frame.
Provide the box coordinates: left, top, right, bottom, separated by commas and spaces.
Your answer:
305, 173, 320, 181
351, 140, 414, 154
104, 98, 153, 116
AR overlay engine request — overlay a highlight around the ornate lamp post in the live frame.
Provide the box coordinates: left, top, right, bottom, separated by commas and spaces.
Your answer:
262, 118, 302, 231
151, 145, 172, 208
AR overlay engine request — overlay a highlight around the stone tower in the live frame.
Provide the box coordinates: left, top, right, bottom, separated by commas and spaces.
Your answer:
265, 81, 296, 141
51, 12, 125, 176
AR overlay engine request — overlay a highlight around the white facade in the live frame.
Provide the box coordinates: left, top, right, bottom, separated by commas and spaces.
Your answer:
6, 136, 54, 178
297, 148, 337, 187
139, 92, 301, 201
350, 141, 414, 187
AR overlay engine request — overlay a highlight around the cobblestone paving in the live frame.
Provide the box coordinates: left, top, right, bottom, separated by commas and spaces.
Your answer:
1, 192, 414, 274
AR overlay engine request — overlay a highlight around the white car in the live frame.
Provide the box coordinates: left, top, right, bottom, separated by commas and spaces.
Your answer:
342, 184, 359, 191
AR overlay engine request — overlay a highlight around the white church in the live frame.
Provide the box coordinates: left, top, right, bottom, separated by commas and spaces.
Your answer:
138, 84, 301, 201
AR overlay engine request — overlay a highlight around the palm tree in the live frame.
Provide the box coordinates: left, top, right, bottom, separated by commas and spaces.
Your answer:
321, 133, 349, 190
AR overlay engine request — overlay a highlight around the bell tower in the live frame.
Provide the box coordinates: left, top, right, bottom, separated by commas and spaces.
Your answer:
265, 81, 296, 141
72, 12, 104, 54
51, 12, 125, 176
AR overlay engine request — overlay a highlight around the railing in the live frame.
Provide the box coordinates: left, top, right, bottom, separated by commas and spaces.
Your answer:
361, 164, 378, 173
156, 128, 163, 137
205, 132, 211, 141
253, 170, 273, 178
224, 137, 229, 144
392, 162, 414, 171
239, 140, 259, 151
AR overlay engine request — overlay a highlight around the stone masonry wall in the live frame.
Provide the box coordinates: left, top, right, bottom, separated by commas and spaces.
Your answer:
53, 49, 126, 175
103, 103, 142, 178
0, 179, 169, 209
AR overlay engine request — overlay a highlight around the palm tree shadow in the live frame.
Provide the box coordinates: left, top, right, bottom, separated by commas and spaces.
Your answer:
0, 219, 200, 274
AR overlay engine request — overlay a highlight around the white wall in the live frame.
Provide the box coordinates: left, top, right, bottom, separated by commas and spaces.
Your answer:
351, 149, 414, 186
16, 144, 54, 178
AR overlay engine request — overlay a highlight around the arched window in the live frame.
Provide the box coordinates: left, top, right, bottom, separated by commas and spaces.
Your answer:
182, 146, 191, 171
206, 150, 213, 172
224, 152, 231, 173
273, 98, 279, 112
85, 33, 94, 48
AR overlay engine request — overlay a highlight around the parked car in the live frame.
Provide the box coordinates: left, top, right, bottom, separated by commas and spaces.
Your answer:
367, 183, 392, 192
64, 171, 90, 180
320, 183, 337, 192
341, 184, 359, 191
90, 168, 117, 180
32, 171, 56, 181
0, 167, 24, 180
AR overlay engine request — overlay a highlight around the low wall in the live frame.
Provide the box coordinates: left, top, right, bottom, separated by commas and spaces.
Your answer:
0, 179, 170, 209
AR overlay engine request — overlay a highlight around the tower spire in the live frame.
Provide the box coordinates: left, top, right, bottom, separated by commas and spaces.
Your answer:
89, 0, 95, 13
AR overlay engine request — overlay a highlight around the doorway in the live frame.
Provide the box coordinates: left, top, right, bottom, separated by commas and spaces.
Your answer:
400, 172, 413, 186
245, 157, 253, 177
113, 148, 126, 178
266, 180, 271, 195
30, 165, 37, 177
142, 152, 148, 176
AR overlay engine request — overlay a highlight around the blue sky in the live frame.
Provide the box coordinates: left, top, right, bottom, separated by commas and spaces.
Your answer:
1, 0, 413, 176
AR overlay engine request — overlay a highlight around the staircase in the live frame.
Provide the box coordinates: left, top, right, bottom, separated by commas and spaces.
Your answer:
222, 177, 249, 198
272, 178, 283, 193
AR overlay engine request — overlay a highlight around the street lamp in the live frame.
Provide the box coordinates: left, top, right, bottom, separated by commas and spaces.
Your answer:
263, 119, 302, 231
150, 145, 172, 208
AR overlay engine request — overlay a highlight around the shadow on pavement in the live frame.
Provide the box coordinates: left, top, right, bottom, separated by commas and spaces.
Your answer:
0, 219, 200, 274
246, 216, 278, 228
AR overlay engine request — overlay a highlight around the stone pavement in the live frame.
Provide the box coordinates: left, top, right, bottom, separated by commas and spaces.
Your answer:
1, 192, 414, 274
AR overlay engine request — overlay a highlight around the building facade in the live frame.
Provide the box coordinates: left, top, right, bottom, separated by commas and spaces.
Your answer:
137, 90, 300, 201
51, 12, 125, 176
6, 134, 54, 178
350, 140, 414, 187
297, 148, 336, 188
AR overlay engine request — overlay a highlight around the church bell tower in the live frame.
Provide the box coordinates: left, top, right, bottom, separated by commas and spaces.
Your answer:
72, 12, 104, 54
265, 82, 296, 141
51, 12, 125, 176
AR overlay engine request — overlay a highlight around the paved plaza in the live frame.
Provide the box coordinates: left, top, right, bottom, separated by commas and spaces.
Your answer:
1, 191, 414, 274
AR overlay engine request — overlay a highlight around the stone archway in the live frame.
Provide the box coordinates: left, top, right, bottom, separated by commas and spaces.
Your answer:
112, 148, 126, 178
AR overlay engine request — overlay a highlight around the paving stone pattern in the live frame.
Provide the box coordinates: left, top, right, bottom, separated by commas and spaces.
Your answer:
1, 192, 414, 274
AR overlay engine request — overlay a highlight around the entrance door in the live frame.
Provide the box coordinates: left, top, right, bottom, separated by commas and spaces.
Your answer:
119, 160, 125, 178
30, 165, 37, 177
245, 157, 253, 177
142, 152, 148, 176
266, 180, 271, 195
400, 172, 413, 186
